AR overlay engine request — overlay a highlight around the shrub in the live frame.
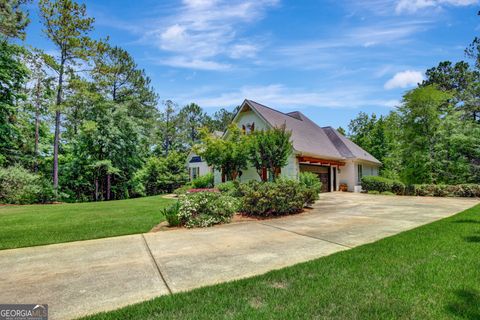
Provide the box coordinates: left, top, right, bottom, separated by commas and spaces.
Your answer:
412, 184, 480, 197
361, 176, 405, 195
174, 184, 192, 196
239, 179, 308, 216
133, 153, 189, 196
191, 173, 214, 189
161, 202, 181, 227
178, 192, 239, 228
217, 181, 242, 197
299, 172, 322, 206
0, 166, 55, 204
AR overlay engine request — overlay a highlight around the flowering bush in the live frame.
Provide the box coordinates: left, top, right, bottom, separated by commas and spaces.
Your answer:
178, 191, 239, 228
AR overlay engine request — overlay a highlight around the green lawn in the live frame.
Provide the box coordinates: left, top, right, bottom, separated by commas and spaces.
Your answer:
82, 203, 480, 320
0, 196, 174, 250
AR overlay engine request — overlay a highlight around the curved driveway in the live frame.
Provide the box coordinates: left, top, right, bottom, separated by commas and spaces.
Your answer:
0, 193, 477, 319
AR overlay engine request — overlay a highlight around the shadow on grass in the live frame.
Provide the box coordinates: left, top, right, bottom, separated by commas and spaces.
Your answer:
447, 289, 480, 320
452, 219, 480, 224
464, 236, 480, 243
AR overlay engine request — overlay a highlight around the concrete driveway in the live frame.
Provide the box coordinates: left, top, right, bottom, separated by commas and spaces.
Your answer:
0, 193, 477, 319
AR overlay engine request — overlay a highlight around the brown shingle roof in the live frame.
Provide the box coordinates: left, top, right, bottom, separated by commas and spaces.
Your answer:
243, 99, 381, 165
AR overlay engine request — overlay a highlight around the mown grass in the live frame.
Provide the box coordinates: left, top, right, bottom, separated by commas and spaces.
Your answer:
82, 203, 480, 320
0, 195, 174, 250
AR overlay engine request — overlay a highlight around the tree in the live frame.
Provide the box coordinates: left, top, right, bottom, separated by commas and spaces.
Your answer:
196, 125, 248, 181
336, 126, 346, 135
23, 49, 54, 171
208, 108, 235, 132
133, 152, 188, 195
39, 0, 96, 192
422, 60, 480, 121
92, 44, 157, 119
0, 0, 30, 40
247, 125, 293, 181
156, 100, 181, 155
0, 0, 30, 166
397, 85, 452, 184
178, 103, 207, 146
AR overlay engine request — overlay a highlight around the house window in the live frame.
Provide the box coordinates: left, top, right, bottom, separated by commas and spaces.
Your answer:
190, 167, 200, 180
242, 122, 255, 134
357, 164, 363, 183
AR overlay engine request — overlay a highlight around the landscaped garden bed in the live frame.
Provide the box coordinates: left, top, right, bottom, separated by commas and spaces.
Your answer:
361, 176, 480, 198
163, 172, 322, 228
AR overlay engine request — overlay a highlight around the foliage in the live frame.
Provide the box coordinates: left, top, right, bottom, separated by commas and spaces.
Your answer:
161, 202, 181, 227
177, 192, 239, 228
0, 0, 30, 40
0, 165, 54, 204
299, 172, 322, 206
216, 181, 242, 197
0, 41, 29, 166
39, 0, 98, 192
191, 172, 214, 189
408, 184, 480, 198
174, 184, 192, 196
361, 176, 405, 195
134, 152, 189, 196
247, 125, 293, 181
196, 125, 249, 181
239, 179, 308, 216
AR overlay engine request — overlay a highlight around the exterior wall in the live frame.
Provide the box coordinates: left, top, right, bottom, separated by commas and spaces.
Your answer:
279, 154, 299, 180
186, 152, 211, 181
234, 110, 268, 131
337, 160, 380, 192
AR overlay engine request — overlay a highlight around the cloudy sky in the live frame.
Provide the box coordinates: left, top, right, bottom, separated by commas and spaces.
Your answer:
25, 0, 479, 129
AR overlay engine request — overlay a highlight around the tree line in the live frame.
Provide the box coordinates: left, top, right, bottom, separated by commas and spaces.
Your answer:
1, 0, 235, 202
347, 14, 480, 185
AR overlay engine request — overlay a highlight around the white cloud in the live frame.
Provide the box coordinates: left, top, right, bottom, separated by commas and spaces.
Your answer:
156, 57, 231, 71
229, 44, 259, 59
142, 0, 278, 70
395, 0, 478, 13
384, 70, 424, 89
185, 84, 399, 109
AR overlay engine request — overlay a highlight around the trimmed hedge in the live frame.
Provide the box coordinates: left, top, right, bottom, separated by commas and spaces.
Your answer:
239, 179, 310, 217
408, 184, 480, 197
363, 176, 480, 198
361, 176, 405, 195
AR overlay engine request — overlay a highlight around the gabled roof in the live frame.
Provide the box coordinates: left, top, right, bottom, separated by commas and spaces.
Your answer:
240, 99, 381, 165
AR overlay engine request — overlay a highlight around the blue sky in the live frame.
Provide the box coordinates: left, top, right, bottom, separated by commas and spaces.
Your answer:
24, 0, 479, 129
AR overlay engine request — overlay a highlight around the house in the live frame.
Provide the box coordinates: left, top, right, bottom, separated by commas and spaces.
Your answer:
212, 99, 381, 192
186, 131, 222, 181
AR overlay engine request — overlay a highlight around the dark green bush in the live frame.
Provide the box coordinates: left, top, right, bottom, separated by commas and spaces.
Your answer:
239, 179, 308, 216
216, 181, 242, 197
361, 176, 405, 195
0, 166, 55, 204
191, 173, 214, 189
161, 202, 181, 227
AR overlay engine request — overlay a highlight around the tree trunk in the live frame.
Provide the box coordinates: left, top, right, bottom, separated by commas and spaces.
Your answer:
106, 174, 111, 200
34, 79, 41, 173
53, 57, 65, 193
94, 178, 98, 201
